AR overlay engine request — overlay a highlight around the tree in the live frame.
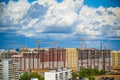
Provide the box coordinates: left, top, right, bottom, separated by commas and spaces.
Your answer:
90, 68, 99, 76
79, 68, 100, 78
19, 72, 44, 80
72, 72, 79, 80
30, 72, 44, 80
88, 76, 95, 80
99, 69, 106, 75
79, 68, 91, 77
19, 72, 30, 80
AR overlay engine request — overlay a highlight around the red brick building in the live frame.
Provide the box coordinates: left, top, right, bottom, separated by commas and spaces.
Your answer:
12, 48, 66, 71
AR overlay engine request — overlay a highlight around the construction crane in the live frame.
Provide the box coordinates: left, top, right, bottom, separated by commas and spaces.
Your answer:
35, 39, 43, 49
77, 38, 85, 49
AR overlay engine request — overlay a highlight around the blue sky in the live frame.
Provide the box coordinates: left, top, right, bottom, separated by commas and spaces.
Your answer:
0, 0, 120, 50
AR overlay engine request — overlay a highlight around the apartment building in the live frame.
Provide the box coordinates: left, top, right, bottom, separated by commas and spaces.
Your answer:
111, 50, 120, 70
0, 60, 3, 80
0, 59, 19, 80
66, 48, 78, 71
12, 48, 66, 71
77, 48, 111, 71
45, 68, 72, 80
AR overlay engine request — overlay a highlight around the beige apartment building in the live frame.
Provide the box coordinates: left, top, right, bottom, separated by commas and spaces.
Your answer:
66, 48, 78, 71
111, 50, 120, 70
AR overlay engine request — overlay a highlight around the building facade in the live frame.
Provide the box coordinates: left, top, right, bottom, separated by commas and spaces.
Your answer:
45, 68, 72, 80
66, 48, 78, 71
111, 50, 120, 70
0, 60, 3, 79
12, 48, 66, 71
0, 59, 19, 80
77, 48, 111, 71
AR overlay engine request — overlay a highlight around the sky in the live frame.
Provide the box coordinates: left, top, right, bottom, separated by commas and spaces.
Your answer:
0, 0, 120, 50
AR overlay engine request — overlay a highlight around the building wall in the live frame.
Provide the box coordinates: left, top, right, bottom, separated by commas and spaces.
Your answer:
111, 50, 120, 70
2, 59, 19, 80
77, 48, 111, 71
0, 61, 3, 79
44, 68, 72, 80
12, 48, 111, 72
66, 48, 78, 71
2, 59, 9, 80
13, 48, 66, 71
45, 72, 56, 80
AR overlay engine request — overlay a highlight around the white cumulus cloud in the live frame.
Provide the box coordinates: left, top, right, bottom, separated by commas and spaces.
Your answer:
0, 0, 120, 40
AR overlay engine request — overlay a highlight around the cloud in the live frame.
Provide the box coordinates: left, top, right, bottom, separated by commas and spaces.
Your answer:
116, 30, 120, 36
73, 5, 120, 38
0, 0, 30, 24
0, 0, 120, 40
42, 26, 73, 33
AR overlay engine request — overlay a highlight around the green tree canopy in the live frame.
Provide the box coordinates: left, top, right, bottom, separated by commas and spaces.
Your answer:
19, 72, 44, 80
99, 69, 106, 75
90, 68, 99, 76
79, 68, 102, 77
19, 72, 30, 80
79, 68, 91, 77
72, 71, 79, 80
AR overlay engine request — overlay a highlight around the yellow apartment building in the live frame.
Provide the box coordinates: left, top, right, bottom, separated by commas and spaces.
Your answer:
66, 48, 78, 71
111, 50, 120, 70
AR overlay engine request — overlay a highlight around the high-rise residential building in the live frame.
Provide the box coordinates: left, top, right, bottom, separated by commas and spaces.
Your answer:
45, 68, 72, 80
0, 60, 3, 80
0, 59, 19, 80
111, 50, 120, 70
12, 48, 66, 71
66, 48, 78, 71
77, 48, 111, 71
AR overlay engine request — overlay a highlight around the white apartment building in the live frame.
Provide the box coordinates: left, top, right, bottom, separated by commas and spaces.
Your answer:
0, 59, 19, 80
45, 68, 72, 80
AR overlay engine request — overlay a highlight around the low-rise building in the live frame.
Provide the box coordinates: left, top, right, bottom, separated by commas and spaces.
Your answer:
45, 68, 72, 80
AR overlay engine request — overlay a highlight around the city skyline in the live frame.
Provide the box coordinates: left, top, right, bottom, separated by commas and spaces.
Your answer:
0, 0, 120, 50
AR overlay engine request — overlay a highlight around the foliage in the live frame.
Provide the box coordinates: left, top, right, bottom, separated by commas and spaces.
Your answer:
30, 72, 44, 80
72, 71, 79, 80
19, 72, 30, 80
79, 68, 91, 77
99, 69, 106, 75
88, 76, 95, 80
90, 68, 99, 76
79, 68, 106, 78
19, 72, 44, 80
